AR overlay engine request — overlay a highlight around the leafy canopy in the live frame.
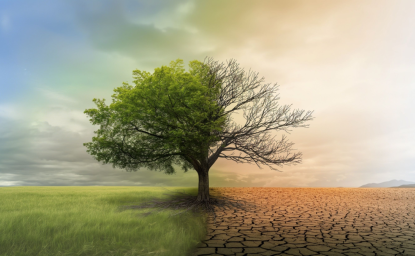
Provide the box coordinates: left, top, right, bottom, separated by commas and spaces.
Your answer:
84, 59, 226, 174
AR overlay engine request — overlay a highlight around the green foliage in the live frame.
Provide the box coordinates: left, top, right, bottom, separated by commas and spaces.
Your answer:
84, 59, 226, 174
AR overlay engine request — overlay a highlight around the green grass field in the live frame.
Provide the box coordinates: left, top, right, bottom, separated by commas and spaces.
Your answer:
0, 186, 207, 256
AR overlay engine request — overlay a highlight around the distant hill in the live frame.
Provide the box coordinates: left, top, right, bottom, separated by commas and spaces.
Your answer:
392, 184, 415, 188
360, 179, 415, 188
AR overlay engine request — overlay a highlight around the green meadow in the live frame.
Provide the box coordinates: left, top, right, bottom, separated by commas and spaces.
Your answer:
0, 186, 207, 256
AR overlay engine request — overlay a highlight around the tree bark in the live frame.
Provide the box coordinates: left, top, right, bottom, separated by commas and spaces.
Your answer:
196, 169, 210, 202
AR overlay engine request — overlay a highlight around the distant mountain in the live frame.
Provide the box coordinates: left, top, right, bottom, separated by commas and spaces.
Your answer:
360, 179, 415, 188
392, 184, 415, 188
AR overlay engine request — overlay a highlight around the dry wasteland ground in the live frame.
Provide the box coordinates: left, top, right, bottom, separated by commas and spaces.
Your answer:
190, 188, 415, 256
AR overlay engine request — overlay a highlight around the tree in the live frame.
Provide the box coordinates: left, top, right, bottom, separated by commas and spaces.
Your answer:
84, 58, 313, 204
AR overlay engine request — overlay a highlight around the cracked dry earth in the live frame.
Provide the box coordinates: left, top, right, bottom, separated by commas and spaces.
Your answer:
190, 188, 415, 256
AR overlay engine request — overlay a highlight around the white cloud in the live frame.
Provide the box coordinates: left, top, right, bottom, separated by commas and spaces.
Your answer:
0, 174, 20, 186
37, 88, 78, 104
176, 1, 195, 15
0, 104, 20, 119
31, 89, 89, 133
29, 109, 89, 135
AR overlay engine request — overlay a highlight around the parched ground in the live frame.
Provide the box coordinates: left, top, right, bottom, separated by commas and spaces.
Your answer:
191, 188, 415, 256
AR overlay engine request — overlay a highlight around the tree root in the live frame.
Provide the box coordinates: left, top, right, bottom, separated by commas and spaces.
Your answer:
119, 187, 255, 224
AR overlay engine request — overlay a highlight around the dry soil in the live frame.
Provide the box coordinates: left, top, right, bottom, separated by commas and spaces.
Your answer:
190, 187, 415, 256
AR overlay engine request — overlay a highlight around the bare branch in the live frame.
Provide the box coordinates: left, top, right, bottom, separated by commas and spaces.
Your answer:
204, 57, 313, 170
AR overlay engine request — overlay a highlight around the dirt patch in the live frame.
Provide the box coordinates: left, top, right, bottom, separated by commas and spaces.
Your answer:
191, 187, 415, 256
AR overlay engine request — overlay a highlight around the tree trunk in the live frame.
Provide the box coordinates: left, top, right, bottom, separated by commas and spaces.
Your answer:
196, 169, 210, 202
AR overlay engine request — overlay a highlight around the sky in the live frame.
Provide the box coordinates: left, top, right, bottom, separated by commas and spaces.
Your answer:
1, 0, 415, 188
